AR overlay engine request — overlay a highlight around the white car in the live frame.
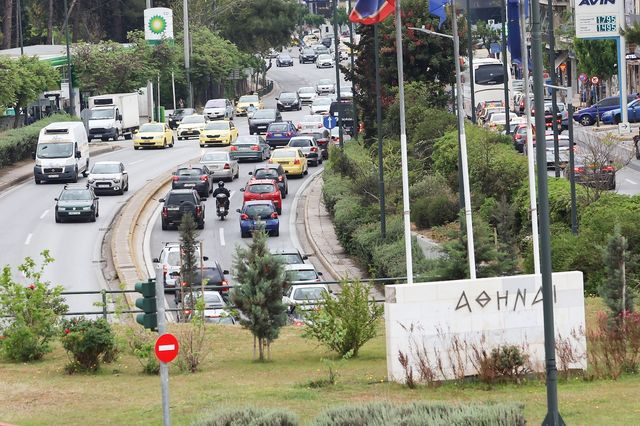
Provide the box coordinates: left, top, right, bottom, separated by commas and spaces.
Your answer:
153, 243, 204, 290
315, 79, 335, 95
283, 283, 331, 313
178, 290, 230, 323
310, 97, 332, 115
87, 161, 128, 195
177, 114, 207, 140
338, 86, 353, 100
200, 151, 239, 182
484, 112, 519, 131
297, 86, 318, 104
297, 114, 325, 132
203, 98, 234, 120
316, 54, 333, 68
284, 263, 324, 285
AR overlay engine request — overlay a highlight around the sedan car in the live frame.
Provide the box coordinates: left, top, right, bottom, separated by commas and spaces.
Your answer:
54, 184, 99, 223
174, 262, 230, 303
316, 79, 336, 94
168, 108, 196, 129
241, 179, 283, 214
249, 164, 288, 198
297, 86, 318, 104
87, 161, 128, 195
316, 54, 333, 68
198, 120, 238, 147
287, 136, 322, 166
266, 121, 298, 148
230, 135, 271, 162
235, 94, 263, 116
601, 98, 640, 124
268, 148, 308, 177
569, 157, 616, 190
171, 165, 212, 198
159, 189, 205, 230
249, 109, 282, 135
299, 47, 317, 64
276, 53, 294, 67
310, 97, 332, 115
133, 122, 175, 149
200, 151, 239, 182
177, 114, 207, 140
276, 92, 302, 111
203, 98, 234, 120
237, 200, 280, 237
297, 114, 325, 132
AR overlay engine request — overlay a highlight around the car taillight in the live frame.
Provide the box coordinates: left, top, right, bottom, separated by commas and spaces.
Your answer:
181, 281, 188, 287
310, 146, 318, 152
520, 100, 524, 108
317, 123, 322, 128
195, 206, 202, 215
267, 159, 274, 164
230, 145, 238, 151
162, 207, 168, 217
294, 158, 300, 165
278, 175, 284, 182
602, 165, 615, 172
200, 174, 208, 181
286, 131, 292, 136
224, 163, 230, 169
515, 134, 522, 140
221, 279, 229, 292
184, 309, 192, 316
531, 109, 535, 115
172, 175, 179, 181
296, 123, 302, 129
271, 212, 278, 219
240, 213, 249, 220
251, 145, 260, 151
266, 131, 272, 137
575, 167, 584, 173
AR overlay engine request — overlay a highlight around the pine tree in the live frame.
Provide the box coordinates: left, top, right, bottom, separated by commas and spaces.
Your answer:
179, 212, 200, 310
600, 225, 635, 323
230, 229, 287, 361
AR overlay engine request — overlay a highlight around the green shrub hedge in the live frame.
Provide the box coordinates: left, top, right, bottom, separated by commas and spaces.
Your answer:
0, 114, 77, 168
191, 407, 298, 426
411, 193, 459, 229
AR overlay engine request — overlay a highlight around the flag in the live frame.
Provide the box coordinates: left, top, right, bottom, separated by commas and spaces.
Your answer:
349, 0, 395, 25
429, 0, 450, 28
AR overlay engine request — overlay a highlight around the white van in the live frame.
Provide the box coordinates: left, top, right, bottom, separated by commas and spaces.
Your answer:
33, 121, 90, 184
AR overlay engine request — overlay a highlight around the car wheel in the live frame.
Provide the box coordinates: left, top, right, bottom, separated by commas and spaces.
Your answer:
35, 178, 41, 185
125, 180, 129, 192
303, 168, 308, 176
200, 144, 205, 148
614, 115, 621, 124
178, 137, 183, 140
241, 231, 249, 238
235, 168, 240, 178
134, 146, 140, 150
163, 138, 168, 148
273, 228, 280, 237
277, 207, 282, 215
579, 115, 593, 126
72, 168, 78, 183
171, 137, 175, 147
55, 213, 61, 223
197, 220, 204, 230
101, 137, 109, 141
90, 212, 97, 222
161, 220, 168, 231
118, 186, 124, 195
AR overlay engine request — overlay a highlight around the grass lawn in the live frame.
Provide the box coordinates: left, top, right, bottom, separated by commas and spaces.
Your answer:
1, 297, 639, 425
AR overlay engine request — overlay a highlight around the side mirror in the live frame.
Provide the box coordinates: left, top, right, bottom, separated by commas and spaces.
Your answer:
75, 151, 81, 159
275, 98, 279, 101
328, 289, 334, 294
152, 258, 160, 263
54, 198, 58, 201
95, 197, 100, 200
223, 269, 230, 275
317, 271, 324, 276
236, 208, 241, 213
117, 114, 123, 121
203, 256, 209, 261
302, 255, 308, 260
32, 152, 36, 160
159, 198, 165, 202
248, 171, 253, 175
239, 188, 244, 192
133, 129, 139, 134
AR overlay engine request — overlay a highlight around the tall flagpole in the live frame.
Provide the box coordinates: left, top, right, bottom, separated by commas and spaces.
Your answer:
394, 0, 414, 284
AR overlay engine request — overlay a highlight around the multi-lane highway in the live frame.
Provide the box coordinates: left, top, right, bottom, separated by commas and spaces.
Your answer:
0, 49, 347, 314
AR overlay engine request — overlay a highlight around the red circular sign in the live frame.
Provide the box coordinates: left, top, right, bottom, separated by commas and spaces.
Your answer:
155, 333, 179, 363
591, 76, 599, 85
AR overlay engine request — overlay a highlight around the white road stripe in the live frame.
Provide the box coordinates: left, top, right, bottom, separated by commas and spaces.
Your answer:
128, 159, 144, 166
219, 228, 226, 246
625, 178, 638, 185
229, 190, 235, 200
40, 209, 49, 219
25, 233, 33, 245
158, 344, 175, 351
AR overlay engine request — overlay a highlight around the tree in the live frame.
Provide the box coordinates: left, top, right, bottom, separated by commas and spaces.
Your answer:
600, 225, 635, 322
0, 57, 16, 108
11, 56, 59, 125
474, 20, 501, 56
574, 38, 617, 83
2, 0, 13, 49
230, 229, 288, 361
179, 212, 200, 311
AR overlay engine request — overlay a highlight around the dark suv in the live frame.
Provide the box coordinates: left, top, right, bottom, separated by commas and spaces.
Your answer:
172, 165, 212, 199
248, 109, 282, 135
174, 262, 230, 303
159, 189, 206, 230
54, 184, 99, 223
249, 164, 288, 198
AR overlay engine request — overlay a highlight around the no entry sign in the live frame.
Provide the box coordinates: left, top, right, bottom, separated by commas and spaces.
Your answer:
155, 333, 179, 363
591, 76, 600, 85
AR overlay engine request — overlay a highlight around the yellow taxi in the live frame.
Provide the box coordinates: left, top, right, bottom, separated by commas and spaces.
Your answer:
268, 148, 308, 177
235, 94, 264, 116
176, 114, 207, 140
133, 122, 174, 150
199, 120, 239, 147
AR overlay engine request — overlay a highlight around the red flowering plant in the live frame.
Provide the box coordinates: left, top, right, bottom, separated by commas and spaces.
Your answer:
60, 317, 116, 373
0, 250, 68, 362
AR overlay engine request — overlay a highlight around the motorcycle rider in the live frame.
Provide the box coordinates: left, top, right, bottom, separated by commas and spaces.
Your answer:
212, 181, 231, 212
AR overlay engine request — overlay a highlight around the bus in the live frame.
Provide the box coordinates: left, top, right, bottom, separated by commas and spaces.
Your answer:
462, 57, 512, 119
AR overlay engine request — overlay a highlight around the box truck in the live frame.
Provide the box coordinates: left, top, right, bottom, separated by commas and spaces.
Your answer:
87, 93, 140, 141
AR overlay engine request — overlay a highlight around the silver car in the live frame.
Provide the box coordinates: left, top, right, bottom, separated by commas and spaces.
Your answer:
310, 97, 332, 115
87, 161, 129, 195
200, 151, 239, 182
315, 54, 334, 68
287, 136, 322, 166
203, 98, 234, 120
315, 79, 335, 95
297, 86, 317, 104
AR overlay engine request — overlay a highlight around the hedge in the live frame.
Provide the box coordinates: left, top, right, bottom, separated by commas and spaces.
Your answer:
0, 114, 77, 168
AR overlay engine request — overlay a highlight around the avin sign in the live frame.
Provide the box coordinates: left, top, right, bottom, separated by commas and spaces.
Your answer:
575, 0, 624, 38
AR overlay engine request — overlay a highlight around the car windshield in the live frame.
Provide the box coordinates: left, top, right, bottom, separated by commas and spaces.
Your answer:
59, 189, 92, 201
204, 122, 229, 130
205, 99, 226, 108
286, 269, 317, 281
475, 64, 504, 85
299, 87, 315, 94
244, 204, 274, 219
193, 269, 224, 284
254, 169, 279, 179
318, 79, 333, 85
289, 139, 312, 147
292, 287, 325, 300
318, 54, 331, 60
202, 292, 224, 306
201, 152, 228, 162
248, 184, 275, 194
140, 123, 164, 132
313, 98, 332, 106
272, 150, 295, 158
181, 116, 204, 124
252, 110, 275, 119
91, 163, 120, 174
490, 113, 506, 122
280, 93, 296, 100
236, 136, 260, 144
303, 115, 322, 123
36, 142, 74, 159
278, 54, 291, 59
177, 168, 203, 176
166, 251, 180, 266
239, 95, 259, 103
89, 109, 114, 119
303, 49, 315, 54
269, 123, 289, 131
273, 253, 303, 264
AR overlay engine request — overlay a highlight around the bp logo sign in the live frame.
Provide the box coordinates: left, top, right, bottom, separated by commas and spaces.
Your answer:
144, 7, 173, 44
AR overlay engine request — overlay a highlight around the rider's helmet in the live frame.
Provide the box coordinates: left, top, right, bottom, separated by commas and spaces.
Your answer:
218, 181, 225, 188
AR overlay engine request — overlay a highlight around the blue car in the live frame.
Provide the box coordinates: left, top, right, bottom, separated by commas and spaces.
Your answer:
573, 94, 638, 126
601, 98, 640, 124
237, 200, 280, 238
265, 121, 298, 148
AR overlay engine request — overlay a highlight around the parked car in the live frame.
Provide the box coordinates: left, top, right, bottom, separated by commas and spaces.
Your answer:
177, 114, 207, 140
297, 86, 318, 104
249, 164, 289, 198
168, 108, 196, 129
237, 200, 280, 237
159, 189, 206, 230
299, 48, 317, 64
235, 94, 263, 116
268, 148, 309, 177
248, 109, 282, 135
287, 135, 322, 166
573, 94, 639, 126
134, 122, 175, 149
241, 179, 283, 214
315, 54, 333, 68
198, 120, 238, 147
601, 98, 640, 124
54, 184, 99, 223
200, 151, 239, 182
87, 161, 129, 195
266, 121, 298, 148
171, 165, 212, 198
276, 92, 302, 112
230, 135, 271, 162
203, 98, 234, 120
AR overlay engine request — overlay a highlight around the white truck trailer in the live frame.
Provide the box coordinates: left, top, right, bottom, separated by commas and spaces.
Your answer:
87, 93, 140, 141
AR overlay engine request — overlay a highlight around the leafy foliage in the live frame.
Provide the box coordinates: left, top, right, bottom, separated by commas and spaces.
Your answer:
600, 225, 636, 321
474, 20, 501, 55
60, 317, 116, 373
574, 38, 617, 82
191, 406, 298, 426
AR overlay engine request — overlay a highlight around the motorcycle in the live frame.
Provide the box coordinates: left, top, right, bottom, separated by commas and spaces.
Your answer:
215, 193, 229, 220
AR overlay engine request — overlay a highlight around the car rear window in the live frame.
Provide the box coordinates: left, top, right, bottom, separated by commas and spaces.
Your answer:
272, 150, 296, 158
255, 169, 279, 179
273, 253, 303, 264
269, 123, 288, 131
201, 153, 228, 162
205, 99, 226, 108
194, 269, 223, 284
166, 193, 196, 204
286, 270, 317, 281
167, 251, 180, 266
292, 287, 325, 300
177, 168, 203, 176
248, 184, 275, 194
289, 139, 311, 147
253, 110, 275, 119
244, 204, 275, 219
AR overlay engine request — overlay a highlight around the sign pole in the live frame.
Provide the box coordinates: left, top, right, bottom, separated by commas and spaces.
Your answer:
619, 34, 629, 132
153, 276, 170, 426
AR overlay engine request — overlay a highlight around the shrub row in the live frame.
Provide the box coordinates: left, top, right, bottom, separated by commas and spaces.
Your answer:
0, 114, 77, 168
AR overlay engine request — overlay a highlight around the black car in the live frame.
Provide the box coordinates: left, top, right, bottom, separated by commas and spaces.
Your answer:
321, 36, 334, 48
249, 164, 289, 198
276, 53, 293, 67
248, 108, 282, 134
168, 108, 197, 129
159, 189, 206, 230
299, 48, 317, 64
54, 184, 99, 223
276, 92, 302, 112
171, 165, 212, 198
174, 263, 230, 303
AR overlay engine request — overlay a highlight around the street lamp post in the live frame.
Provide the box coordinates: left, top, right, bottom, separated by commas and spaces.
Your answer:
347, 0, 359, 137
332, 0, 344, 147
63, 0, 75, 116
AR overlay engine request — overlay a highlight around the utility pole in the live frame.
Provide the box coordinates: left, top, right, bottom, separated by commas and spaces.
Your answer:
347, 0, 359, 137
374, 24, 386, 239
333, 0, 344, 147
466, 0, 476, 123
183, 0, 193, 108
16, 0, 24, 55
501, 0, 510, 133
547, 0, 561, 177
63, 0, 75, 116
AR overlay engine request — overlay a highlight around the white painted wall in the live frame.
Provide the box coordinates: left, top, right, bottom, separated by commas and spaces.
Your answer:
385, 272, 587, 382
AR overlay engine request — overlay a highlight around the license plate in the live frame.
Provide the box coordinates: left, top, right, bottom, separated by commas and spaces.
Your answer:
275, 133, 283, 137
68, 212, 80, 215
168, 207, 179, 211
184, 183, 195, 187
97, 184, 109, 187
48, 174, 59, 178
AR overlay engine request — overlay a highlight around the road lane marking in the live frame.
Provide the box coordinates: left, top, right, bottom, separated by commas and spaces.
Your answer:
219, 228, 226, 246
128, 159, 145, 166
229, 190, 235, 200
25, 233, 33, 245
625, 178, 638, 185
40, 209, 49, 219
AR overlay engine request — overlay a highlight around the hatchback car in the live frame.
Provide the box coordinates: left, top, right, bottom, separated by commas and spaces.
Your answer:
230, 135, 271, 162
171, 165, 212, 198
276, 92, 302, 111
203, 98, 234, 120
283, 283, 331, 313
159, 189, 205, 230
177, 114, 207, 140
168, 108, 196, 129
310, 97, 332, 115
175, 263, 230, 303
299, 48, 317, 64
316, 54, 333, 68
266, 121, 298, 148
297, 114, 325, 132
249, 109, 282, 134
235, 94, 264, 116
272, 248, 308, 264
573, 94, 639, 126
316, 79, 335, 94
297, 130, 330, 159
133, 122, 175, 149
249, 164, 288, 198
287, 136, 322, 166
297, 86, 318, 104
199, 120, 238, 147
268, 148, 308, 177
284, 264, 323, 286
54, 184, 99, 223
241, 179, 283, 214
200, 151, 239, 182
87, 161, 129, 195
237, 200, 280, 237
570, 157, 616, 190
178, 290, 229, 322
276, 53, 294, 67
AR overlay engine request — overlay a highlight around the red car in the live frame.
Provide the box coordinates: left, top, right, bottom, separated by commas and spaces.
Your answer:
241, 179, 283, 214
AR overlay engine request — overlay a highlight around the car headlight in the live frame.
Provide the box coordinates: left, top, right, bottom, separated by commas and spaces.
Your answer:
105, 123, 113, 129
88, 178, 95, 183
82, 206, 91, 211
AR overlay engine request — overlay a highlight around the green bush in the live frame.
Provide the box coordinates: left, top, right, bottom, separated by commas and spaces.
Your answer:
411, 193, 459, 229
191, 407, 298, 426
0, 114, 77, 168
60, 317, 116, 373
332, 197, 377, 253
370, 236, 428, 279
409, 173, 452, 202
321, 172, 353, 217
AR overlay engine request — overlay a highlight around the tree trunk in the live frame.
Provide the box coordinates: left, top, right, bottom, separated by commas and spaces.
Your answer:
253, 335, 256, 360
258, 337, 264, 361
3, 0, 14, 49
72, 0, 80, 42
46, 0, 53, 44
111, 0, 123, 42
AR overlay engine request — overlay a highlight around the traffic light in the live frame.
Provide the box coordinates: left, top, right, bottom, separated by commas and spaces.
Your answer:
135, 278, 157, 330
